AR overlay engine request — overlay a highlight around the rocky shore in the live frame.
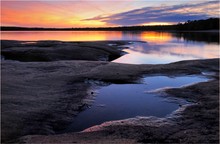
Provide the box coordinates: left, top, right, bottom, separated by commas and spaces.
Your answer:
1, 40, 219, 143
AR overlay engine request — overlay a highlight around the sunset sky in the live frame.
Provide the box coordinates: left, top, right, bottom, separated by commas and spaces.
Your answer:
1, 0, 219, 28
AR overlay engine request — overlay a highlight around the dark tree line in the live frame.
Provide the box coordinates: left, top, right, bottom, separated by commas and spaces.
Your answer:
1, 18, 219, 31
176, 18, 219, 30
0, 25, 175, 31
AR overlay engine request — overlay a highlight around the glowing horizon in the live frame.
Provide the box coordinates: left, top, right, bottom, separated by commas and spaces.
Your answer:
1, 1, 219, 28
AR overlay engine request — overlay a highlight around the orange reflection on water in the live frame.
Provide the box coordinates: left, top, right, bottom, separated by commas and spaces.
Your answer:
1, 31, 123, 41
140, 31, 172, 43
2, 31, 173, 42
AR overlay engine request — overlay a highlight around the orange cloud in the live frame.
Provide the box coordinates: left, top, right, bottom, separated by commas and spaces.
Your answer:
1, 1, 111, 27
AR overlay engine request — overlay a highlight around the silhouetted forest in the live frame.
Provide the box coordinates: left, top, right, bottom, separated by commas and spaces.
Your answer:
1, 18, 219, 31
176, 18, 219, 30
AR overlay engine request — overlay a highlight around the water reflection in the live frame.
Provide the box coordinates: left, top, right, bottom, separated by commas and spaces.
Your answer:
140, 31, 172, 43
174, 32, 219, 44
64, 75, 208, 132
1, 31, 117, 41
1, 31, 219, 44
1, 31, 219, 64
1, 31, 172, 42
113, 41, 219, 64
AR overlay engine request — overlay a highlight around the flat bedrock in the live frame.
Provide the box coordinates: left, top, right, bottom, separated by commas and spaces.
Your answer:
1, 40, 219, 143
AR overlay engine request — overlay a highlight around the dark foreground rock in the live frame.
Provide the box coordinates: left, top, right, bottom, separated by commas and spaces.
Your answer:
1, 40, 130, 62
1, 40, 219, 143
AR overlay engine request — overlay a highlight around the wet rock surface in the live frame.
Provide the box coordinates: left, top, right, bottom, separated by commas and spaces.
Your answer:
1, 40, 219, 143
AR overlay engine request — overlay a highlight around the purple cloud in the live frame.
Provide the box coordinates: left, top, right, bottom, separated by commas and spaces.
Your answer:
85, 1, 219, 25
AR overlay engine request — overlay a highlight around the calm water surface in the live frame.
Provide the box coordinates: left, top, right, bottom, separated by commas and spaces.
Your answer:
1, 31, 219, 64
64, 75, 208, 132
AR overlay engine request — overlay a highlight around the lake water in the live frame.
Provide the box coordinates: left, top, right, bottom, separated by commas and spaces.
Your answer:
1, 31, 219, 64
63, 75, 208, 133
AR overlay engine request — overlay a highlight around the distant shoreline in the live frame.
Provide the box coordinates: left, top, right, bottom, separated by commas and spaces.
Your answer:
0, 26, 219, 32
2, 18, 218, 31
0, 25, 177, 31
0, 29, 219, 33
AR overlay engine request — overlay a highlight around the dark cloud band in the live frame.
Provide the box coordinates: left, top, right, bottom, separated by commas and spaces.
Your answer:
85, 1, 219, 25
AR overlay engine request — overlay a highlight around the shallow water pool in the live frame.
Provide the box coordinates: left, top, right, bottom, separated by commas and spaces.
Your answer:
64, 75, 208, 132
